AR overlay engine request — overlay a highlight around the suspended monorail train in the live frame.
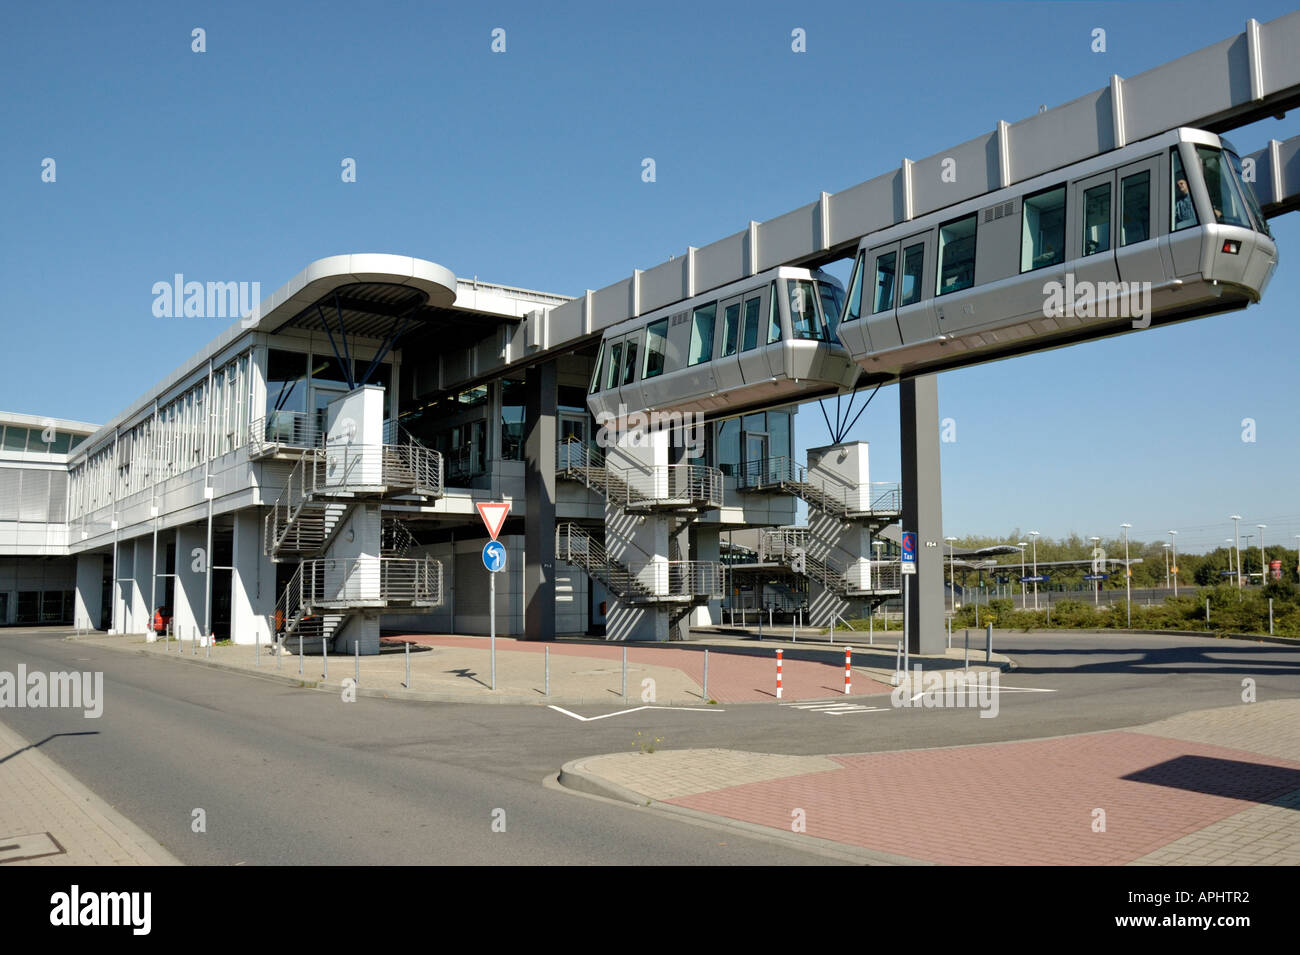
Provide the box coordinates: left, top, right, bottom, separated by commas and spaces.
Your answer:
836, 127, 1277, 381
587, 266, 858, 422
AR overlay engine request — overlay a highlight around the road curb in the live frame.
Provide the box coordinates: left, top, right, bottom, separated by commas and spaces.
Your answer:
555, 757, 930, 866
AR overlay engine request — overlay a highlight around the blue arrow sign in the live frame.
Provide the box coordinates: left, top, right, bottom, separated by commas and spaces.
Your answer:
482, 540, 507, 573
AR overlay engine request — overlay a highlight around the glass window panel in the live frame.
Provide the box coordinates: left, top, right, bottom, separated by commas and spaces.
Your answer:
900, 244, 924, 306
1193, 145, 1251, 229
1226, 149, 1271, 237
818, 279, 845, 337
605, 342, 623, 391
1082, 182, 1111, 255
768, 283, 782, 343
715, 419, 739, 477
721, 302, 741, 356
873, 251, 896, 313
1121, 171, 1151, 245
937, 214, 977, 294
3, 427, 29, 452
589, 342, 605, 394
688, 303, 716, 365
789, 280, 825, 340
767, 411, 791, 460
841, 253, 865, 324
741, 297, 761, 351
622, 337, 639, 383
266, 349, 308, 416
1172, 150, 1199, 231
1020, 185, 1066, 272
642, 319, 669, 379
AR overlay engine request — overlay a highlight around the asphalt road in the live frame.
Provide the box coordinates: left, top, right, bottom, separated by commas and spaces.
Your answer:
1, 627, 1297, 865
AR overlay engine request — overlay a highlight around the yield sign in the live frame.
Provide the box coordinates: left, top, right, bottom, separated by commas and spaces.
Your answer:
476, 501, 510, 541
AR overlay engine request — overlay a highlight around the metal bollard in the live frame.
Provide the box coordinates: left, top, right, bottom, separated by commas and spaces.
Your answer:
354, 640, 359, 685
256, 630, 260, 666
322, 637, 328, 680
793, 612, 798, 643
298, 635, 304, 675
206, 632, 211, 659
758, 608, 763, 640
895, 640, 901, 675
622, 645, 627, 700
404, 641, 410, 688
702, 648, 709, 701
947, 617, 952, 649
544, 645, 550, 697
869, 612, 873, 646
964, 629, 970, 670
1270, 598, 1274, 635
985, 622, 992, 663
277, 636, 283, 671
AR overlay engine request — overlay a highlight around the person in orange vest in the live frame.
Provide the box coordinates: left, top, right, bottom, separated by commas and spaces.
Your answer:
152, 607, 170, 634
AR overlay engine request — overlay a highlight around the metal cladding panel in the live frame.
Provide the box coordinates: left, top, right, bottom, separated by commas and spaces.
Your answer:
1246, 134, 1300, 209
694, 229, 749, 293
1261, 13, 1300, 92
1004, 88, 1116, 185
827, 172, 902, 248
591, 278, 635, 330
756, 201, 820, 271
640, 256, 689, 314
1122, 35, 1244, 142
549, 299, 584, 341
910, 132, 1001, 218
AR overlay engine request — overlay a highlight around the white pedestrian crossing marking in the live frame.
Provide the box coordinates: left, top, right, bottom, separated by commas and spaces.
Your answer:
780, 701, 889, 716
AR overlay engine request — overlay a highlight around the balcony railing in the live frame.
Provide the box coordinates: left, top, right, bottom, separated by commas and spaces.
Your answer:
737, 456, 901, 517
300, 556, 443, 609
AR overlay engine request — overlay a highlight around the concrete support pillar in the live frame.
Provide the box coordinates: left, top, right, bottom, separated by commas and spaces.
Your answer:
74, 553, 105, 631
174, 524, 206, 641
524, 360, 556, 641
803, 442, 873, 628
132, 536, 154, 636
231, 509, 273, 646
900, 375, 945, 654
111, 540, 132, 634
605, 428, 671, 641
690, 525, 719, 628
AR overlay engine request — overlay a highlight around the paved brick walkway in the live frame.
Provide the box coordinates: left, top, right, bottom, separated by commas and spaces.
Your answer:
573, 699, 1300, 865
397, 635, 894, 702
0, 720, 181, 866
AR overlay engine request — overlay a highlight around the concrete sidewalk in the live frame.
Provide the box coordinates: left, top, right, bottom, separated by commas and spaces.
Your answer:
560, 699, 1300, 865
71, 632, 998, 706
0, 720, 181, 866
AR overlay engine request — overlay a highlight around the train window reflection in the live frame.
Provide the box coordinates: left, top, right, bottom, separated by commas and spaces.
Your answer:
873, 251, 896, 313
1194, 146, 1251, 229
1120, 171, 1150, 245
643, 319, 668, 379
1082, 183, 1111, 255
937, 214, 977, 295
721, 302, 741, 356
589, 342, 605, 394
742, 296, 761, 351
622, 338, 639, 384
606, 341, 623, 391
768, 283, 782, 344
1021, 185, 1066, 272
841, 253, 865, 324
789, 280, 825, 340
1226, 150, 1271, 237
689, 304, 716, 366
900, 244, 924, 306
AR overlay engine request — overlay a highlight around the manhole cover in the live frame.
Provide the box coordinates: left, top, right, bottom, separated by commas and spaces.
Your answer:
0, 832, 66, 863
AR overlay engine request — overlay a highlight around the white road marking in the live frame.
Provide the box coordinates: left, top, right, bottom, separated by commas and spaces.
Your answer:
547, 704, 724, 722
780, 701, 889, 716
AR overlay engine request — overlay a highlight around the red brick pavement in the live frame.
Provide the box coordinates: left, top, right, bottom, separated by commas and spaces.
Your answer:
665, 731, 1300, 864
382, 634, 892, 702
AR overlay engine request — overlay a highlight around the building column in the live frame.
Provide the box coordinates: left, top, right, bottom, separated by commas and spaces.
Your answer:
523, 360, 556, 641
111, 540, 133, 634
605, 427, 671, 641
74, 553, 105, 631
174, 523, 206, 642
132, 536, 154, 637
231, 509, 273, 646
900, 375, 945, 654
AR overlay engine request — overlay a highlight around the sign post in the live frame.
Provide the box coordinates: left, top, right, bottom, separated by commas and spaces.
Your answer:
477, 502, 511, 691
901, 531, 916, 665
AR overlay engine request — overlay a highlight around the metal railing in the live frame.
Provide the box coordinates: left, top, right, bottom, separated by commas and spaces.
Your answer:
757, 527, 903, 595
557, 439, 723, 509
380, 443, 443, 495
736, 456, 901, 518
249, 412, 324, 457
556, 523, 725, 601
300, 556, 443, 609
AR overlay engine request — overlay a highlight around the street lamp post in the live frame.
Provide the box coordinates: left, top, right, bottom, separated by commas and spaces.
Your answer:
1162, 542, 1171, 590
1231, 515, 1242, 589
1225, 539, 1235, 584
945, 536, 957, 614
1258, 524, 1267, 584
1121, 523, 1132, 627
1089, 536, 1102, 606
1169, 530, 1178, 597
1029, 531, 1040, 611
1018, 542, 1027, 610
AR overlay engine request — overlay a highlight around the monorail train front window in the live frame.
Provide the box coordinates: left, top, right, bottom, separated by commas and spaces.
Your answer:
1021, 185, 1066, 272
817, 280, 845, 336
1192, 146, 1251, 229
789, 279, 828, 341
622, 337, 639, 384
605, 342, 623, 391
1224, 149, 1272, 237
588, 342, 605, 394
937, 214, 977, 295
841, 253, 865, 324
873, 252, 896, 313
643, 318, 668, 379
900, 243, 924, 306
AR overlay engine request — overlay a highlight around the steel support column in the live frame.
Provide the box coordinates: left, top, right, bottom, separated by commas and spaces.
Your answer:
900, 375, 945, 655
524, 360, 557, 641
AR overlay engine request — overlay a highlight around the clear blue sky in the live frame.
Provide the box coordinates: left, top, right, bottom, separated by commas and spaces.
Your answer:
3, 0, 1298, 553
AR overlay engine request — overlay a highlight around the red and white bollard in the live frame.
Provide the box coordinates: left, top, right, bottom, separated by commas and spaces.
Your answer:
776, 648, 783, 700
844, 646, 852, 695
